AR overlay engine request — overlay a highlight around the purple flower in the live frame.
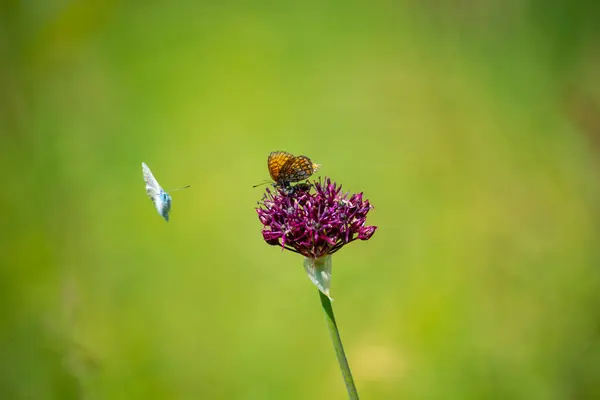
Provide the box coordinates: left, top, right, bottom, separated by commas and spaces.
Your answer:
256, 178, 377, 259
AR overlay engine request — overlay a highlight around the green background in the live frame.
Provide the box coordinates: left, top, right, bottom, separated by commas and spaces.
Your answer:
2, 1, 600, 398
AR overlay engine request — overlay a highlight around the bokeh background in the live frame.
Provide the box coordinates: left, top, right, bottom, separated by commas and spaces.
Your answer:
2, 1, 600, 398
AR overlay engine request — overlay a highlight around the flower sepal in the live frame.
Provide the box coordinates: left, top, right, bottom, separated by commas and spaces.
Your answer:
303, 255, 333, 300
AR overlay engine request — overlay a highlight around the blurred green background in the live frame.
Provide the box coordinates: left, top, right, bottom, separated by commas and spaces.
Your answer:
2, 1, 600, 398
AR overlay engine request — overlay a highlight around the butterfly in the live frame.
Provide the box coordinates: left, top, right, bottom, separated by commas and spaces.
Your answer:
267, 151, 321, 188
142, 162, 189, 222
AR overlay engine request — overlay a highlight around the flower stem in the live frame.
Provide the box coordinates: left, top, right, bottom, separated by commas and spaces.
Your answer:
319, 290, 359, 399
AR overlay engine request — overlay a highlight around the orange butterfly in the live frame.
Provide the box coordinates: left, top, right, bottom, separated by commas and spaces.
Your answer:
267, 151, 321, 187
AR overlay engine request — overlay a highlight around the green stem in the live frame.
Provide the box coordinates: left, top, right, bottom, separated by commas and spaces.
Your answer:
319, 290, 360, 399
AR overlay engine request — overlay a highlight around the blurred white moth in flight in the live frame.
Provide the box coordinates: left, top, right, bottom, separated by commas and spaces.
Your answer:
142, 162, 190, 222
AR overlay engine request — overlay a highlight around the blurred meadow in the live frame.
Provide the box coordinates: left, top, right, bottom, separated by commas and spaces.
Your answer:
2, 1, 600, 398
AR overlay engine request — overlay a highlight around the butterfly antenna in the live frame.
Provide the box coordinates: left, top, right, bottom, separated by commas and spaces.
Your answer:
170, 185, 191, 192
252, 180, 271, 188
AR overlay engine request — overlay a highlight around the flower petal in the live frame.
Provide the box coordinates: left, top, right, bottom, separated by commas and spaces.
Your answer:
358, 225, 377, 240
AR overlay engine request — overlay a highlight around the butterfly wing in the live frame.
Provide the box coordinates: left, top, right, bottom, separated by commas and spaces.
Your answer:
142, 162, 170, 221
268, 151, 295, 182
278, 155, 317, 183
142, 162, 163, 198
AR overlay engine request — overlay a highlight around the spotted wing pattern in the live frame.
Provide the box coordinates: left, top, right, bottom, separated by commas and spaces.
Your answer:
267, 151, 295, 182
278, 156, 316, 183
267, 151, 320, 186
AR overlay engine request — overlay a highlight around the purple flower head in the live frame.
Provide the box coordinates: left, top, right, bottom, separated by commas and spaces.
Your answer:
256, 178, 377, 258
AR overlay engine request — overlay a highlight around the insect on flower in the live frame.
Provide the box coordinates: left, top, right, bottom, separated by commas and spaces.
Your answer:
256, 177, 377, 297
142, 162, 190, 222
255, 151, 320, 192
